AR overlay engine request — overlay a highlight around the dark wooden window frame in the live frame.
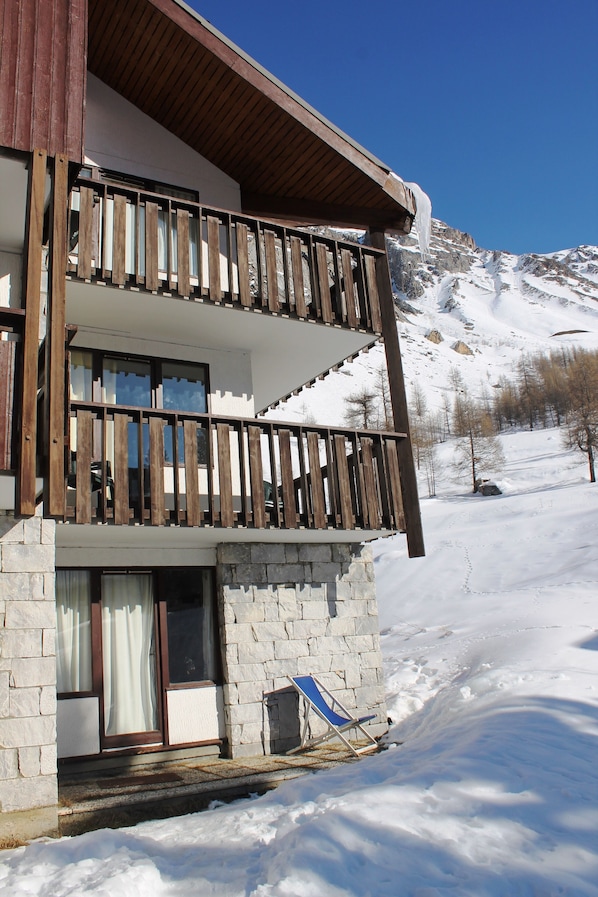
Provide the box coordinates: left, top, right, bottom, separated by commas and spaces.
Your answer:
69, 347, 210, 415
56, 566, 220, 752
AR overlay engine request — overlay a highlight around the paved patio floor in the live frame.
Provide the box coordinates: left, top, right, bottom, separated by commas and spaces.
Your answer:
58, 745, 364, 836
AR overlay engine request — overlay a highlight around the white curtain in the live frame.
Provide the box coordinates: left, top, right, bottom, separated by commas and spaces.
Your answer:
56, 570, 92, 693
101, 573, 157, 736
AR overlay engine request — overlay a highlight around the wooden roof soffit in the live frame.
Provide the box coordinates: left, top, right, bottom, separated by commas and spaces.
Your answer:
87, 0, 416, 232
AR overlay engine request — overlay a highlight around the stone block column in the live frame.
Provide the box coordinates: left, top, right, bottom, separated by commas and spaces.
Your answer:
0, 509, 58, 842
217, 542, 387, 758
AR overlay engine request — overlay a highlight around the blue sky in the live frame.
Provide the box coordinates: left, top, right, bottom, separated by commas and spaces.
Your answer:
189, 0, 597, 255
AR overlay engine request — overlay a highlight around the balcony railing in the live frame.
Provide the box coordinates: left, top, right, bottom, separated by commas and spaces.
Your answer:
66, 403, 405, 532
67, 180, 384, 333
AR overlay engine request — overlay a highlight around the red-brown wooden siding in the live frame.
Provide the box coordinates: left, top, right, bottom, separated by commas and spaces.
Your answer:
0, 0, 86, 159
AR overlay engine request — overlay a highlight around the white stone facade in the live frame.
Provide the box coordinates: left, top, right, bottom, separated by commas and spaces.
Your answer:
0, 509, 58, 840
217, 542, 387, 758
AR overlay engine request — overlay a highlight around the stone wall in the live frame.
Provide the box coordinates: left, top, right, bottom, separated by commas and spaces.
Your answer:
0, 509, 58, 841
217, 542, 387, 758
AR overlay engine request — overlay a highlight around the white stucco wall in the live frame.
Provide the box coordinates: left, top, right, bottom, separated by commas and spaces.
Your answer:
85, 74, 242, 211
0, 251, 22, 308
71, 328, 254, 419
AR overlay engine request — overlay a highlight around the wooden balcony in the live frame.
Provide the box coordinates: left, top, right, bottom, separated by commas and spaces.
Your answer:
67, 179, 384, 334
66, 403, 406, 533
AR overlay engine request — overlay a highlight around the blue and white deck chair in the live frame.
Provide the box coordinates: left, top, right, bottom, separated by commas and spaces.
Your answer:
287, 675, 379, 757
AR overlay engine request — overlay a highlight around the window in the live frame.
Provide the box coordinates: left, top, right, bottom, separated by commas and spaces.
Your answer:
56, 568, 219, 747
69, 349, 208, 414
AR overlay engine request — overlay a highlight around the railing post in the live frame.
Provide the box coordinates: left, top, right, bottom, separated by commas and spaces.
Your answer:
369, 228, 425, 558
17, 149, 47, 517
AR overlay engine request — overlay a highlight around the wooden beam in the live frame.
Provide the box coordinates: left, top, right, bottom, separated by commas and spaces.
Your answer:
17, 149, 46, 516
370, 227, 425, 558
242, 192, 412, 233
46, 154, 69, 517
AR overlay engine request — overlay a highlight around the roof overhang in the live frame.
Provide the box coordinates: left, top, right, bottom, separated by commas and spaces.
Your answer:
87, 0, 416, 232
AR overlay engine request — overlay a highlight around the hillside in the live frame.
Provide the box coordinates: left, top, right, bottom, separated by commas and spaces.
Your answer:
271, 223, 598, 426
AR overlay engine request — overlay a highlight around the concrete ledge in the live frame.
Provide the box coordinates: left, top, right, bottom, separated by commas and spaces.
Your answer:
0, 805, 58, 846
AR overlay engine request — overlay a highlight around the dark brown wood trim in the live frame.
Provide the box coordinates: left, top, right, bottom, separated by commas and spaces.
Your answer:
370, 227, 424, 558
17, 149, 47, 516
47, 154, 69, 517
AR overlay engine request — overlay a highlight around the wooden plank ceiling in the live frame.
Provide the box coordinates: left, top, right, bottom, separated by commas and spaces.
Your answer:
87, 0, 415, 231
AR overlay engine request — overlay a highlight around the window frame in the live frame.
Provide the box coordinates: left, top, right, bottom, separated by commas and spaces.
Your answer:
69, 347, 210, 415
56, 566, 221, 751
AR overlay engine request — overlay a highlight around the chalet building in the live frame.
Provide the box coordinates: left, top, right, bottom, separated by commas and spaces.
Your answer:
0, 0, 424, 839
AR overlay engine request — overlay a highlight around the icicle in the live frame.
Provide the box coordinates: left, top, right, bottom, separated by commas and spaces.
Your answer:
405, 181, 432, 261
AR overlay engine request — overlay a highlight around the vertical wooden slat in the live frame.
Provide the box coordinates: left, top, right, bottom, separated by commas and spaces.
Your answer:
75, 410, 92, 524
207, 215, 221, 299
236, 222, 252, 307
264, 230, 279, 312
176, 207, 190, 297
0, 340, 17, 470
306, 431, 326, 529
149, 416, 165, 525
184, 419, 201, 526
248, 425, 266, 528
385, 438, 405, 531
291, 236, 307, 318
364, 254, 382, 333
47, 154, 69, 517
113, 412, 130, 526
217, 422, 234, 526
18, 148, 46, 516
341, 249, 358, 328
315, 242, 333, 323
278, 429, 297, 528
360, 438, 379, 528
77, 185, 94, 280
333, 434, 354, 529
373, 436, 391, 528
145, 201, 159, 291
112, 193, 127, 285
353, 249, 368, 326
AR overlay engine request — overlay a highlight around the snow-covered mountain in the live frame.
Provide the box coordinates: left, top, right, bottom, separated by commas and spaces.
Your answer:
272, 223, 598, 425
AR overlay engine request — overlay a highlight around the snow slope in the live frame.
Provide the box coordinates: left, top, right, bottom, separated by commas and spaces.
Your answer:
270, 228, 598, 426
2, 428, 597, 896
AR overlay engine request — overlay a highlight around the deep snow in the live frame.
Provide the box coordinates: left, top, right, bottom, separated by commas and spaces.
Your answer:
1, 427, 597, 896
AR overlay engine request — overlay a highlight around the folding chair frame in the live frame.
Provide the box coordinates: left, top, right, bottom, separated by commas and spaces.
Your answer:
287, 675, 379, 758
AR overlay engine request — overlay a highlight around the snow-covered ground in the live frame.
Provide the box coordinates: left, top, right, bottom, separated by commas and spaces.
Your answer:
2, 427, 597, 896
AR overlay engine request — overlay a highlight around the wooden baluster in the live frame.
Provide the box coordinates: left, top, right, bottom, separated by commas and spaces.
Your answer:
184, 419, 201, 526
385, 438, 405, 531
278, 428, 297, 528
316, 242, 333, 323
373, 436, 391, 528
248, 425, 266, 528
112, 193, 127, 286
236, 222, 252, 307
360, 437, 379, 528
306, 431, 327, 528
264, 229, 279, 312
77, 186, 94, 281
217, 422, 234, 526
145, 202, 159, 291
290, 236, 307, 318
75, 410, 92, 524
341, 249, 358, 328
364, 254, 382, 333
176, 208, 190, 298
149, 416, 165, 526
207, 215, 221, 300
333, 434, 354, 529
113, 412, 130, 525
